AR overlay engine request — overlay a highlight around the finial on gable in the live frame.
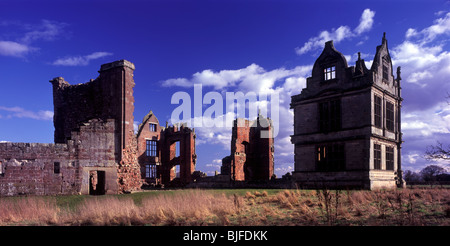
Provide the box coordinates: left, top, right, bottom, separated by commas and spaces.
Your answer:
396, 66, 401, 80
325, 40, 334, 49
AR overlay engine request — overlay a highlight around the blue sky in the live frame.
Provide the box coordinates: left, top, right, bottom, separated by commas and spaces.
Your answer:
1, 0, 449, 176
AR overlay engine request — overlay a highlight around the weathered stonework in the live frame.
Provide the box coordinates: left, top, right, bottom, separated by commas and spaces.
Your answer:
0, 118, 118, 196
136, 112, 197, 187
117, 130, 143, 193
0, 60, 165, 196
221, 114, 275, 181
290, 33, 405, 190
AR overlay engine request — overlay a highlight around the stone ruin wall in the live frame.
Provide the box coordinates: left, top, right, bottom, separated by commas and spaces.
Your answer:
0, 59, 196, 196
117, 130, 142, 193
0, 118, 118, 196
221, 117, 274, 182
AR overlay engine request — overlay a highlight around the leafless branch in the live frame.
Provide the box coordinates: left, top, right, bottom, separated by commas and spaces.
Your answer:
425, 141, 450, 161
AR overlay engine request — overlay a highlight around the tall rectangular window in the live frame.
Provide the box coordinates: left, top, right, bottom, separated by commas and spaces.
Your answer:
374, 95, 382, 128
149, 123, 157, 132
145, 164, 157, 178
386, 102, 395, 132
324, 66, 336, 81
383, 64, 389, 81
0, 161, 3, 175
374, 144, 381, 170
175, 141, 180, 157
319, 99, 341, 132
386, 147, 394, 170
54, 162, 60, 174
316, 143, 345, 171
146, 140, 157, 157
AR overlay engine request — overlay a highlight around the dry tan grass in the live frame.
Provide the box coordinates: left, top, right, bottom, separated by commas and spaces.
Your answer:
0, 188, 449, 226
139, 190, 240, 225
73, 197, 141, 225
0, 197, 60, 225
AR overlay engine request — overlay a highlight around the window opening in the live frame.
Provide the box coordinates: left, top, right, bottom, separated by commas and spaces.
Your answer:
146, 140, 157, 157
374, 144, 381, 170
374, 95, 382, 128
324, 66, 336, 81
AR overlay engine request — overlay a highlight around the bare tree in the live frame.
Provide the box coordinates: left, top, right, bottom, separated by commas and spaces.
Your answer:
424, 93, 450, 162
403, 170, 422, 182
419, 165, 447, 182
425, 141, 450, 161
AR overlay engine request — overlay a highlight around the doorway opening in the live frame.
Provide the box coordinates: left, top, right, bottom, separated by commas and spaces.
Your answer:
89, 170, 106, 195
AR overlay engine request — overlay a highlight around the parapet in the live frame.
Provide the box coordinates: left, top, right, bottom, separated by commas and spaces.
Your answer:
99, 59, 135, 72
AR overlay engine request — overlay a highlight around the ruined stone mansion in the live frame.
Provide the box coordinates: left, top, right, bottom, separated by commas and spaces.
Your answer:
0, 33, 405, 196
291, 33, 405, 189
0, 60, 196, 196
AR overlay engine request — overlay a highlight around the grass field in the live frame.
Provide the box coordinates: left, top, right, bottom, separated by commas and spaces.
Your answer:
0, 188, 449, 226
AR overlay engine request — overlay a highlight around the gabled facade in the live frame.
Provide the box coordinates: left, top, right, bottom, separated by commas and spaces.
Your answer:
290, 33, 405, 190
136, 111, 197, 187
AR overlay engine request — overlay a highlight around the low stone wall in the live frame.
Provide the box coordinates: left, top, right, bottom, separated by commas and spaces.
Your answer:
0, 142, 80, 196
0, 119, 126, 196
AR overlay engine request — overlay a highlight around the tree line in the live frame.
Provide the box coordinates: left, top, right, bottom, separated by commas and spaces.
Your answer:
404, 165, 450, 184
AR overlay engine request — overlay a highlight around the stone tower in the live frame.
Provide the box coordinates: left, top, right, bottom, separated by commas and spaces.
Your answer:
50, 60, 135, 158
49, 60, 141, 193
221, 114, 275, 181
290, 33, 404, 190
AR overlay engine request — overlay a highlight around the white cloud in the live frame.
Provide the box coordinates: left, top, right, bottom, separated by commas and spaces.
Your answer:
388, 11, 450, 172
205, 159, 222, 169
162, 63, 312, 94
0, 19, 66, 58
354, 9, 376, 35
52, 51, 113, 66
20, 19, 67, 44
391, 41, 450, 92
406, 153, 420, 164
283, 76, 307, 95
295, 26, 353, 55
405, 12, 450, 44
133, 121, 140, 134
274, 136, 294, 157
275, 164, 294, 176
187, 112, 234, 149
0, 41, 33, 57
162, 78, 192, 88
0, 106, 53, 121
295, 8, 375, 55
407, 71, 433, 84
391, 41, 443, 68
402, 103, 450, 138
405, 28, 418, 39
162, 63, 264, 90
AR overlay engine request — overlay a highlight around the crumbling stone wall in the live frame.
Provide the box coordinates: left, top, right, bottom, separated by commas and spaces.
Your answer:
221, 115, 275, 181
136, 112, 197, 187
159, 124, 196, 186
0, 118, 118, 196
0, 143, 75, 196
50, 59, 136, 153
117, 130, 142, 193
0, 60, 142, 196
